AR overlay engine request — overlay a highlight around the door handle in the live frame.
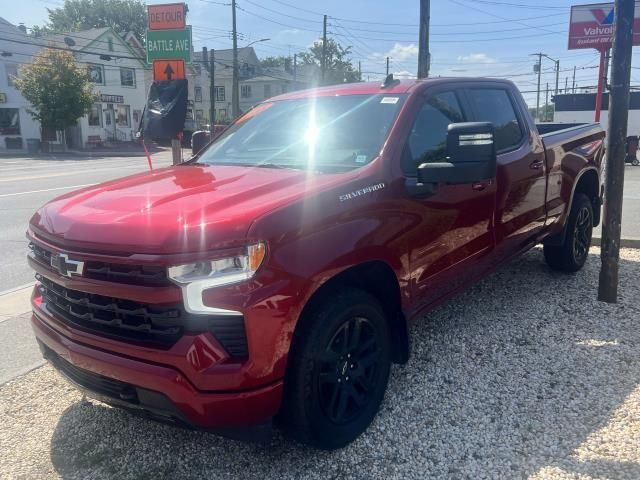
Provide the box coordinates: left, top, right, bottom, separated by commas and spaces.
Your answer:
530, 160, 544, 170
472, 182, 487, 191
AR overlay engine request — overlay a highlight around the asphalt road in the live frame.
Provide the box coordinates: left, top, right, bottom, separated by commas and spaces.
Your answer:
0, 151, 174, 292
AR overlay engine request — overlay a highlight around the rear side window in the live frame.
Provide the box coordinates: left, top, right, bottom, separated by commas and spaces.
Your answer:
402, 91, 465, 175
467, 89, 523, 152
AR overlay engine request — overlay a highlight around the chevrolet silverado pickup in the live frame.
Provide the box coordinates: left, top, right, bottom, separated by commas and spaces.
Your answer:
27, 78, 604, 449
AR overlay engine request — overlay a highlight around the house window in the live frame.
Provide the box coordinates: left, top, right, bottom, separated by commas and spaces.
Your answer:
133, 109, 141, 126
195, 86, 202, 102
87, 64, 104, 84
264, 84, 271, 99
5, 63, 18, 87
215, 86, 225, 102
88, 103, 102, 126
0, 108, 20, 135
241, 85, 251, 98
196, 109, 204, 123
217, 109, 227, 122
120, 67, 135, 87
116, 104, 130, 127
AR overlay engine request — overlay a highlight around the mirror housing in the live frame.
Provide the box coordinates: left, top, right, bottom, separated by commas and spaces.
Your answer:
191, 130, 211, 156
414, 122, 496, 192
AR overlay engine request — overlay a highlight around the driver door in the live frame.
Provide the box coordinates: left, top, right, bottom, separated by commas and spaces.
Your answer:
402, 89, 496, 312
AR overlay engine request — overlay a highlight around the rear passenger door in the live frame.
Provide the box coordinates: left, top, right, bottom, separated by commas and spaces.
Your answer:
465, 87, 547, 256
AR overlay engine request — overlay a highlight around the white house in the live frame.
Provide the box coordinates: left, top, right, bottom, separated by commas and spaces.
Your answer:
0, 18, 42, 153
42, 27, 149, 149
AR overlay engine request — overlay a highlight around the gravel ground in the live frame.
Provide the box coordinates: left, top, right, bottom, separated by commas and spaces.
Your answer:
1, 247, 639, 479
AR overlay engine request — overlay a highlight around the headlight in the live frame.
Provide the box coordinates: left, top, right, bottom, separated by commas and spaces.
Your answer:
168, 242, 266, 314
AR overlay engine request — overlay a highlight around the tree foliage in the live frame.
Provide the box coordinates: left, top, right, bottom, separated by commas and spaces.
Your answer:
13, 48, 96, 133
32, 0, 147, 40
298, 39, 359, 85
260, 56, 289, 69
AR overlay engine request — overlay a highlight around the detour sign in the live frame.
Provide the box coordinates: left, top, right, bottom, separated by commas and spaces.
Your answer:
148, 3, 186, 30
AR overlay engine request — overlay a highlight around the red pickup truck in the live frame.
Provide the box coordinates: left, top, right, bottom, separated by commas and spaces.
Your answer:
27, 78, 604, 449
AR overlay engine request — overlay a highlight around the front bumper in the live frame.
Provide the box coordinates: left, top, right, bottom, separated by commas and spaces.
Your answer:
32, 311, 283, 430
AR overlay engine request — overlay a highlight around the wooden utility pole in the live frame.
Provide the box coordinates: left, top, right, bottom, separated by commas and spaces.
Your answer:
535, 53, 542, 121
386, 56, 390, 76
598, 0, 635, 303
545, 82, 549, 121
554, 59, 560, 95
231, 0, 239, 119
565, 76, 568, 93
209, 49, 215, 127
321, 14, 327, 84
417, 0, 430, 78
358, 60, 362, 81
293, 53, 297, 89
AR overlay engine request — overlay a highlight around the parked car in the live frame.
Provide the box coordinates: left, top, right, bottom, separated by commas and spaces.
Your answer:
27, 78, 604, 449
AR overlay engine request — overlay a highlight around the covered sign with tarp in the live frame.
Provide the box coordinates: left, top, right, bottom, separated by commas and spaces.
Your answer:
139, 79, 188, 140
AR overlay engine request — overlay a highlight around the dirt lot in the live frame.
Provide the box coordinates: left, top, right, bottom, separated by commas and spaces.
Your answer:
1, 247, 639, 479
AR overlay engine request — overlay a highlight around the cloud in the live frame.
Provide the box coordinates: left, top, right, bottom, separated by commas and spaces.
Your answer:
369, 43, 419, 62
394, 70, 416, 79
457, 53, 497, 64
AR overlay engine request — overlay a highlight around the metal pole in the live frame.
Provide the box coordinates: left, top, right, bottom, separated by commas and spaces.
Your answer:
293, 53, 297, 89
358, 60, 361, 81
565, 76, 568, 93
536, 53, 542, 121
171, 139, 181, 165
595, 49, 607, 122
598, 0, 635, 303
417, 0, 430, 78
210, 49, 215, 128
231, 0, 239, 119
386, 56, 389, 76
572, 65, 577, 93
555, 59, 560, 95
322, 14, 327, 84
545, 82, 549, 121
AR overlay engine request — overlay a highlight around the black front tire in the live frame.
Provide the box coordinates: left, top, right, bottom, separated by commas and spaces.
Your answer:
281, 288, 391, 450
544, 192, 594, 272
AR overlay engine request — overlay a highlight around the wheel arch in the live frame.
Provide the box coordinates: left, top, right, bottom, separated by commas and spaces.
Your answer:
295, 260, 410, 365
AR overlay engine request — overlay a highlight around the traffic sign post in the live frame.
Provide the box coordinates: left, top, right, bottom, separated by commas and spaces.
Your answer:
153, 60, 186, 81
146, 27, 192, 63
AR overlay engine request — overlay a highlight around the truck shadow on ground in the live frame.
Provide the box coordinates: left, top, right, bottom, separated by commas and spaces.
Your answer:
49, 249, 640, 479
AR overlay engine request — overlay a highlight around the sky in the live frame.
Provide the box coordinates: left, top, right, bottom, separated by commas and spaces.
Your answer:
5, 0, 640, 107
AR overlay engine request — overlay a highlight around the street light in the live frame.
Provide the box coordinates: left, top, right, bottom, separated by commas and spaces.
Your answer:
232, 38, 271, 118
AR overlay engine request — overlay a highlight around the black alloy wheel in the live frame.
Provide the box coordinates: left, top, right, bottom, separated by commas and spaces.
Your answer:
572, 205, 592, 265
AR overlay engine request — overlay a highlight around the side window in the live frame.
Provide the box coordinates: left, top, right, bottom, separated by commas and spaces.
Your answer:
467, 89, 523, 152
402, 91, 464, 176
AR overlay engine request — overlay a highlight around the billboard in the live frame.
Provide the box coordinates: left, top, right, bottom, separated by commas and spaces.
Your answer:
568, 2, 640, 49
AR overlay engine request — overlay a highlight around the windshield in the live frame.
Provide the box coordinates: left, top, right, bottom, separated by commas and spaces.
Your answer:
196, 94, 407, 172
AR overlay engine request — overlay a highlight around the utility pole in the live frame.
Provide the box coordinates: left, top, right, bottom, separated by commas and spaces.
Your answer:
417, 0, 430, 78
565, 76, 568, 93
386, 56, 390, 76
210, 49, 215, 127
358, 60, 361, 81
535, 53, 542, 121
545, 82, 549, 121
572, 65, 577, 93
293, 53, 297, 89
598, 0, 635, 303
554, 59, 560, 95
321, 14, 327, 84
231, 0, 239, 119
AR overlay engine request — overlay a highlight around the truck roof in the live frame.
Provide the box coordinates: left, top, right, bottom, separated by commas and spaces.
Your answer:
272, 77, 516, 101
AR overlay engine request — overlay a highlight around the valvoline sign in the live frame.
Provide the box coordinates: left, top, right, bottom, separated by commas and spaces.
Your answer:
568, 2, 640, 49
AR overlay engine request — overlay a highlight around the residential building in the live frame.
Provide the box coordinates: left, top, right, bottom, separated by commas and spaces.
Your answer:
0, 18, 42, 153
42, 27, 149, 149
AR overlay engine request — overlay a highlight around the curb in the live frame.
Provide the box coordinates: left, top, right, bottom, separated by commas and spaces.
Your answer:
592, 237, 640, 248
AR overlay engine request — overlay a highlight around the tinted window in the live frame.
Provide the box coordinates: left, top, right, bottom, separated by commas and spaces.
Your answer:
402, 91, 464, 175
468, 89, 523, 152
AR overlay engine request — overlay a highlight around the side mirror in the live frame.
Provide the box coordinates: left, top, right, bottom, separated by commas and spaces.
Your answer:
416, 122, 496, 188
191, 130, 211, 155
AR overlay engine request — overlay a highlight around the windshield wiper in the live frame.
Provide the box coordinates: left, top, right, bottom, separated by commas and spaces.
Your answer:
254, 162, 301, 170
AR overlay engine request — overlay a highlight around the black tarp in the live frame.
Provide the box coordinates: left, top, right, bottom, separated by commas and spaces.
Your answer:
139, 79, 188, 139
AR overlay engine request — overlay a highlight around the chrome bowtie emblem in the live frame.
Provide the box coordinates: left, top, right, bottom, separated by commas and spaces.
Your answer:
50, 253, 84, 277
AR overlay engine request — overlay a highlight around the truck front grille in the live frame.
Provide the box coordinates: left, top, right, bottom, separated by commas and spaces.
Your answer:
37, 275, 183, 347
29, 242, 169, 286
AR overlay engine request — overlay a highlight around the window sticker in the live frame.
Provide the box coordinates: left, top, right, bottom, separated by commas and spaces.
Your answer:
380, 97, 399, 104
355, 154, 368, 163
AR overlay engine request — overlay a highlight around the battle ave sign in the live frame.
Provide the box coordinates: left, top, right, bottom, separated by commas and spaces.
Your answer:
146, 27, 192, 62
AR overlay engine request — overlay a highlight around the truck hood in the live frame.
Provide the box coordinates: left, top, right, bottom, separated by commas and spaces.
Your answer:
30, 164, 348, 254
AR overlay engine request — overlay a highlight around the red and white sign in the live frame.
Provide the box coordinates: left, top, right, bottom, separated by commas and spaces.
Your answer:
148, 3, 186, 30
568, 2, 640, 50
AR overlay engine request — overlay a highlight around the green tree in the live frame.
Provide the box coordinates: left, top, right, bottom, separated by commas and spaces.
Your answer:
260, 56, 289, 69
32, 0, 147, 41
298, 39, 359, 85
13, 48, 96, 145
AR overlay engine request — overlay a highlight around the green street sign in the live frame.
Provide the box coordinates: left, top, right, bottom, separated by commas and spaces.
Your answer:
146, 26, 192, 63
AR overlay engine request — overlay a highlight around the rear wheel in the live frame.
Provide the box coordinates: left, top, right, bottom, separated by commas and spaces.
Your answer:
632, 158, 640, 166
281, 288, 391, 449
544, 193, 593, 272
